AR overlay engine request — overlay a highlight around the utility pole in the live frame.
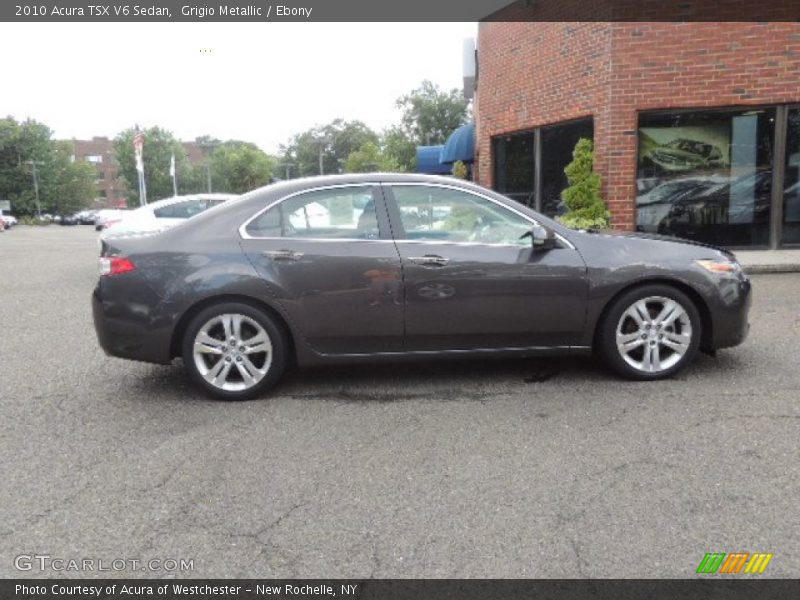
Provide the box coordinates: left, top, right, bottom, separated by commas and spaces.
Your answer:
24, 160, 44, 218
199, 140, 218, 193
278, 163, 294, 180
316, 135, 334, 175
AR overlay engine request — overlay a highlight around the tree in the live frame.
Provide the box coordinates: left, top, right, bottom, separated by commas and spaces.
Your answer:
381, 125, 415, 172
280, 119, 379, 177
397, 80, 470, 145
344, 141, 400, 173
384, 81, 470, 171
558, 138, 610, 230
210, 141, 275, 193
0, 117, 95, 215
114, 126, 194, 205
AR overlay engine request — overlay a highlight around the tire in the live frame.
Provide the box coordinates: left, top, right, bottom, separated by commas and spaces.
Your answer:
181, 302, 288, 400
598, 284, 701, 380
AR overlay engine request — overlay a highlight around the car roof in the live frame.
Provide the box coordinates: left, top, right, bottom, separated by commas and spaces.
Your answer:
139, 193, 238, 211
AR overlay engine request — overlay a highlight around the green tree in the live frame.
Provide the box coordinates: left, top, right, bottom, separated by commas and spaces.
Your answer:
344, 141, 400, 173
0, 117, 95, 215
114, 126, 194, 205
381, 125, 415, 172
280, 119, 379, 177
397, 80, 470, 145
558, 138, 610, 230
210, 141, 275, 193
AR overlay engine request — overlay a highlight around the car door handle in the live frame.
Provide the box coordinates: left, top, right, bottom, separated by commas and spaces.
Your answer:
263, 249, 304, 261
408, 254, 450, 267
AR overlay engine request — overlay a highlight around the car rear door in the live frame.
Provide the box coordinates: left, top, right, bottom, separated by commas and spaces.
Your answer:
383, 183, 588, 351
239, 184, 404, 355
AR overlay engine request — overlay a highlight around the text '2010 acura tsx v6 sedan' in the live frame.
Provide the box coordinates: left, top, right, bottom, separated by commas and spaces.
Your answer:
92, 173, 751, 400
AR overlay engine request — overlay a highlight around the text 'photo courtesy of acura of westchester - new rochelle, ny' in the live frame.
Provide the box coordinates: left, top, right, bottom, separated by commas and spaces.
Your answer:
92, 173, 751, 400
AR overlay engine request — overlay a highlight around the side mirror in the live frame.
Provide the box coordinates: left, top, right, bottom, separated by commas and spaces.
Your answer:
527, 224, 557, 251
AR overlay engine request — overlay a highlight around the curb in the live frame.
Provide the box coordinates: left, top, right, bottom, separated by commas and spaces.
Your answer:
743, 264, 800, 275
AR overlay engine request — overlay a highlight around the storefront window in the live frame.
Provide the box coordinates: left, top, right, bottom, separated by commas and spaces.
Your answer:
493, 118, 593, 217
493, 132, 534, 207
540, 119, 593, 217
783, 109, 800, 245
637, 108, 775, 247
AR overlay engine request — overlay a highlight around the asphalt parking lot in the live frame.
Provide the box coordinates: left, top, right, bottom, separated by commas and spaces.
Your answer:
1, 225, 798, 578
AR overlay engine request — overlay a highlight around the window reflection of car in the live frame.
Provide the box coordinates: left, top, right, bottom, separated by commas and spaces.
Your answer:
636, 177, 725, 233
649, 138, 725, 173
659, 171, 773, 239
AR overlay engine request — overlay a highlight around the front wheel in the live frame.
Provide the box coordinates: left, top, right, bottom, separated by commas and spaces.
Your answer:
599, 285, 701, 380
181, 302, 288, 400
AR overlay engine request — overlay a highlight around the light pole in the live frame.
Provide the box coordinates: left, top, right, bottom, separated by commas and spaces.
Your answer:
278, 163, 294, 180
24, 160, 44, 218
199, 140, 218, 193
316, 135, 334, 175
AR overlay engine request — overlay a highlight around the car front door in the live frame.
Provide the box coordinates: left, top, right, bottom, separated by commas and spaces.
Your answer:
239, 184, 404, 355
384, 183, 588, 351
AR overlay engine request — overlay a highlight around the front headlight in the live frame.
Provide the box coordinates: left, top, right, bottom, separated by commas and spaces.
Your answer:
695, 258, 741, 274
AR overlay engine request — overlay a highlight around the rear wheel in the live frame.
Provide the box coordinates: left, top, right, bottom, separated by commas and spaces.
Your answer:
599, 285, 701, 380
182, 302, 288, 400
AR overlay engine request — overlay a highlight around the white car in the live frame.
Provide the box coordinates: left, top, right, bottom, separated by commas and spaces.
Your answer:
94, 209, 130, 231
0, 211, 17, 228
100, 194, 236, 240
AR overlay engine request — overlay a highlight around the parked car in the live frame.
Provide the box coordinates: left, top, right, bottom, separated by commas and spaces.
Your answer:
0, 211, 17, 228
94, 209, 129, 231
100, 194, 236, 242
59, 213, 80, 226
76, 210, 98, 225
93, 174, 751, 400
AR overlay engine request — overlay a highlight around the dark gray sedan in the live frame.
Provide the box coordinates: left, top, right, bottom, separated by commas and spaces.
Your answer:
93, 174, 751, 400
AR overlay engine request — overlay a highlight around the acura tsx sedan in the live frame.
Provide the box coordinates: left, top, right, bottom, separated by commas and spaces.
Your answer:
93, 173, 751, 400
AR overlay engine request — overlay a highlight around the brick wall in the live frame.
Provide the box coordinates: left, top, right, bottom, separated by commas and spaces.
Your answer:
476, 22, 800, 229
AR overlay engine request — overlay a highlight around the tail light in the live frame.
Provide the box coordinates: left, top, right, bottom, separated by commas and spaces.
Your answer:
99, 256, 136, 277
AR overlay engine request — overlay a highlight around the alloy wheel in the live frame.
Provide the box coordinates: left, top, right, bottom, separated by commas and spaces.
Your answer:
615, 296, 693, 374
192, 313, 273, 392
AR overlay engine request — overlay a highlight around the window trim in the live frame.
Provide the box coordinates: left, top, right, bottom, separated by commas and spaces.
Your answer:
238, 183, 391, 242
383, 182, 575, 250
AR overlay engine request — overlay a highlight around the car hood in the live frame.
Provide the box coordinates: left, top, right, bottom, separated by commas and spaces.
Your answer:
575, 229, 737, 260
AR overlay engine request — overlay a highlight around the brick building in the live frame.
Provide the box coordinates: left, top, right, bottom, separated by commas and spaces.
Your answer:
474, 22, 800, 249
69, 137, 208, 207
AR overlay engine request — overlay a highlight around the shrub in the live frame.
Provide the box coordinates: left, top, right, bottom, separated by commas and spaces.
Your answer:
557, 138, 610, 230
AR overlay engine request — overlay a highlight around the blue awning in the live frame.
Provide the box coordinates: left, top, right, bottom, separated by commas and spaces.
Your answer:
440, 122, 475, 164
416, 145, 451, 174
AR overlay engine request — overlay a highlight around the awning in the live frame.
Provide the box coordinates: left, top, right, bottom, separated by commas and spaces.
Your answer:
439, 122, 475, 164
415, 145, 452, 174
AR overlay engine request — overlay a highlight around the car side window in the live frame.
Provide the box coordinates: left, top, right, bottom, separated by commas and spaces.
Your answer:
391, 185, 532, 245
153, 199, 209, 219
245, 187, 380, 240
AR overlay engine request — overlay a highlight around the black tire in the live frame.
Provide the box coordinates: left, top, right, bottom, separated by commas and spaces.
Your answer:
181, 301, 288, 400
598, 284, 701, 380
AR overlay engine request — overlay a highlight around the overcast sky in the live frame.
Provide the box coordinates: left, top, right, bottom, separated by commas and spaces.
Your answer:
0, 22, 477, 154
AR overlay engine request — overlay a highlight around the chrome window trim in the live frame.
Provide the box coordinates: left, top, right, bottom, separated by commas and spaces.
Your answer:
238, 180, 575, 250
238, 183, 381, 240
387, 181, 576, 250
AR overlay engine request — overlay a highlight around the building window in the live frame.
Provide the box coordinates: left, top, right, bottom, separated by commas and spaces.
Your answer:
85, 154, 103, 163
637, 108, 775, 247
492, 117, 593, 217
493, 132, 535, 207
540, 119, 594, 217
783, 108, 800, 245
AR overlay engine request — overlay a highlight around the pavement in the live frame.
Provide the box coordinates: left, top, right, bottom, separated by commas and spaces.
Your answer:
1, 225, 799, 579
735, 248, 800, 274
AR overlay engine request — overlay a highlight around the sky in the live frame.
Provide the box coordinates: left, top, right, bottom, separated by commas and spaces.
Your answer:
0, 22, 477, 154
